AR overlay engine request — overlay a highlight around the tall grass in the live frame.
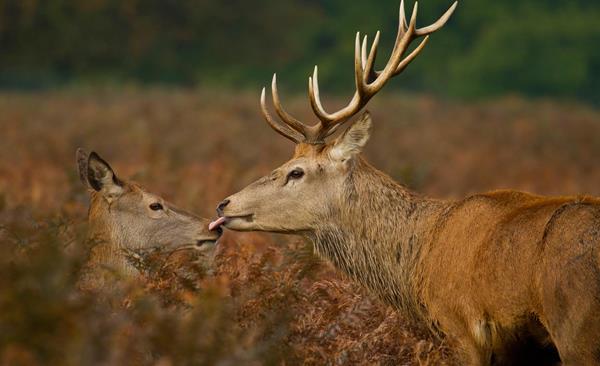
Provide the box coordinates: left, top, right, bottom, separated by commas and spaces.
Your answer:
0, 213, 452, 365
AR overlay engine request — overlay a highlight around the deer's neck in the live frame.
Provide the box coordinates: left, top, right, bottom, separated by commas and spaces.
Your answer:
80, 197, 138, 288
87, 233, 132, 272
309, 157, 447, 321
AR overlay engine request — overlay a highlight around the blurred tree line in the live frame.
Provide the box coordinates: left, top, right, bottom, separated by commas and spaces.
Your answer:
1, 0, 599, 102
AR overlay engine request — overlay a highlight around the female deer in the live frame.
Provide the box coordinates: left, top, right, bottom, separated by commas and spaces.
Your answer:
77, 149, 221, 286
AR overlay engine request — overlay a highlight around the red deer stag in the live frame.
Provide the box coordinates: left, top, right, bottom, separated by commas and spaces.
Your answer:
210, 1, 600, 365
77, 149, 221, 287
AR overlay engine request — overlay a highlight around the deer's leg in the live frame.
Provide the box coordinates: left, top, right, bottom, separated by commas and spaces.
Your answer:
456, 336, 493, 366
540, 262, 600, 365
552, 330, 600, 366
444, 318, 494, 366
544, 302, 600, 365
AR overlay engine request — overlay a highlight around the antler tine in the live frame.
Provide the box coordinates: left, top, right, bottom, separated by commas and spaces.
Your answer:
361, 34, 368, 71
260, 88, 305, 143
364, 30, 380, 84
396, 0, 408, 43
271, 74, 310, 135
354, 32, 366, 98
392, 35, 429, 77
415, 1, 458, 37
308, 65, 328, 122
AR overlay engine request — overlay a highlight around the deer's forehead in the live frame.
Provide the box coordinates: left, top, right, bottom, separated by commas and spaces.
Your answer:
122, 182, 156, 200
284, 156, 331, 170
293, 143, 328, 157
291, 143, 333, 161
114, 184, 157, 206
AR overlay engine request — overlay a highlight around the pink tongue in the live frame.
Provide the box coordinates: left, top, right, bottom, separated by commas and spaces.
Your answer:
209, 217, 227, 231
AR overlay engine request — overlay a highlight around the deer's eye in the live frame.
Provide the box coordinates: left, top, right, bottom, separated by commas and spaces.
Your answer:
287, 168, 304, 181
149, 203, 164, 211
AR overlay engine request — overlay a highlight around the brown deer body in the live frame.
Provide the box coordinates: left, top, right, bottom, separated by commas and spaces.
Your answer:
210, 2, 600, 364
77, 149, 221, 286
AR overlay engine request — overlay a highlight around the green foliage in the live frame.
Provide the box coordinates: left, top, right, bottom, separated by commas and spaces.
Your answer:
444, 3, 600, 100
1, 0, 599, 101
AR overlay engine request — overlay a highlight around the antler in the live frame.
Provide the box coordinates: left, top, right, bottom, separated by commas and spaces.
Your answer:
261, 0, 458, 144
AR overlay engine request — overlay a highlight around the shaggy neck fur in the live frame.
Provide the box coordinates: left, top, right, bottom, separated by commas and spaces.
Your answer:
308, 157, 449, 322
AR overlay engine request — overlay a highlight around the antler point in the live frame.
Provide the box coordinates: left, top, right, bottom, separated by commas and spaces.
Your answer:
260, 87, 266, 103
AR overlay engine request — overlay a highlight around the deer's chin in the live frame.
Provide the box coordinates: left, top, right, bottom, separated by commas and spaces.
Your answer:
221, 215, 255, 231
194, 241, 217, 254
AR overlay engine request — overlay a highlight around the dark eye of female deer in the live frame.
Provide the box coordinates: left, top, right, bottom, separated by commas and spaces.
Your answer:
287, 168, 304, 181
149, 202, 164, 211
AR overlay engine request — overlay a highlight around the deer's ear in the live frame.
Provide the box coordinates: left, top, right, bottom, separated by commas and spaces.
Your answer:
329, 111, 372, 161
87, 152, 124, 196
76, 148, 91, 188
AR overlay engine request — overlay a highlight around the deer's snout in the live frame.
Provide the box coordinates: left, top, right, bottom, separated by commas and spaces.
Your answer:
196, 221, 223, 248
216, 199, 230, 216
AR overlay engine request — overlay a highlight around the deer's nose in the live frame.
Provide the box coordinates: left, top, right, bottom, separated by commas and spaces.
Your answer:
216, 199, 230, 216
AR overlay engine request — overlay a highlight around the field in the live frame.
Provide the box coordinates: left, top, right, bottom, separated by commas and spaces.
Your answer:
1, 88, 599, 365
